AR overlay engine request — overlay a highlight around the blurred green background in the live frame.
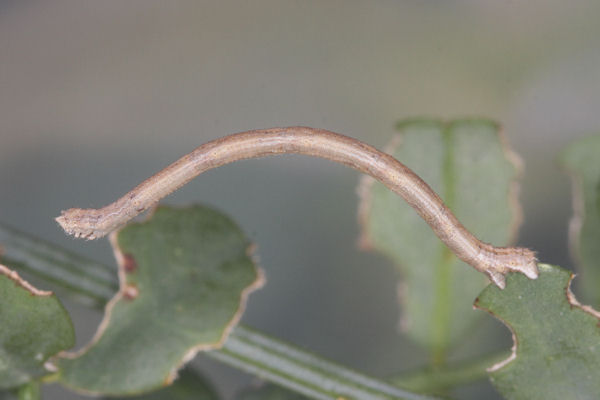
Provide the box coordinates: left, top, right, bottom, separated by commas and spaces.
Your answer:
1, 1, 599, 399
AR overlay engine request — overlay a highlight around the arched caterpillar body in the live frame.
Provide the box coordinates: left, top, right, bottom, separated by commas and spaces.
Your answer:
56, 127, 538, 288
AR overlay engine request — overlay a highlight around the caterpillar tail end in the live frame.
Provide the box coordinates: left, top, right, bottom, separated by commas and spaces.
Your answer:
481, 246, 539, 290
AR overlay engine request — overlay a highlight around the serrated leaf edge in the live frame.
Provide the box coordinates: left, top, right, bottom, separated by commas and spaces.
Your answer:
566, 279, 600, 319
0, 264, 52, 297
474, 264, 600, 373
56, 208, 265, 394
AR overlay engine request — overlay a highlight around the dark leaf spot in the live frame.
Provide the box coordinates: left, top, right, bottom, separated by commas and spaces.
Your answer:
123, 253, 137, 273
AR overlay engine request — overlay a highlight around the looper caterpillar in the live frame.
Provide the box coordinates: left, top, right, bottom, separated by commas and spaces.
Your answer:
56, 127, 538, 288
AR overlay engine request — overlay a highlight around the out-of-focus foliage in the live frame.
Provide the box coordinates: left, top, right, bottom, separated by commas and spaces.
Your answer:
561, 134, 600, 305
359, 119, 521, 357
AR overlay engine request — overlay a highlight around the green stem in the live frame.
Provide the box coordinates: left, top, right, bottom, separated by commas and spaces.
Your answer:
0, 223, 116, 306
430, 129, 456, 367
210, 326, 438, 400
0, 224, 439, 400
392, 351, 509, 394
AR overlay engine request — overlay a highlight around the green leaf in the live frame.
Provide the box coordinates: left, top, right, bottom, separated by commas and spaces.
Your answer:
58, 205, 264, 396
0, 265, 75, 389
560, 134, 600, 305
358, 119, 522, 356
236, 384, 308, 400
474, 264, 600, 400
0, 222, 436, 400
108, 367, 218, 400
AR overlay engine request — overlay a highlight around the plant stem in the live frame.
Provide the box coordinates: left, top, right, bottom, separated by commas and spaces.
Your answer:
0, 224, 440, 399
392, 351, 509, 394
0, 223, 116, 306
430, 131, 456, 367
209, 326, 438, 400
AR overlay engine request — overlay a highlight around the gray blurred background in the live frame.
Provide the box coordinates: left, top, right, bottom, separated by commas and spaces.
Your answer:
1, 1, 599, 399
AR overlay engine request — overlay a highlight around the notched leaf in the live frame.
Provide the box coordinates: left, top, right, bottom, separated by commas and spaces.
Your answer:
0, 264, 74, 389
358, 119, 523, 350
58, 205, 264, 396
474, 264, 600, 400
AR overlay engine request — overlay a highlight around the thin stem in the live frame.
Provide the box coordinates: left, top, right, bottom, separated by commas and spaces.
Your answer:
430, 131, 456, 367
392, 351, 510, 394
0, 223, 116, 306
209, 326, 439, 400
56, 127, 538, 288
